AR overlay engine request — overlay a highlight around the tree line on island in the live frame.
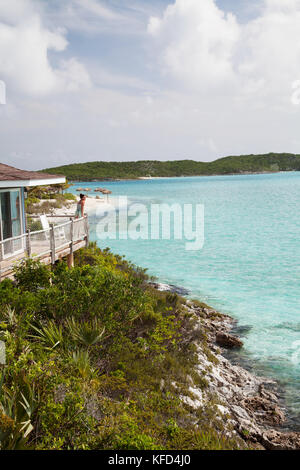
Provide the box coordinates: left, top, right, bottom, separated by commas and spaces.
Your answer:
41, 153, 300, 181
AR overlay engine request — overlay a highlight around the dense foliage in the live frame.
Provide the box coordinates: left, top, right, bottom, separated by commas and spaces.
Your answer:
0, 244, 243, 450
41, 153, 300, 181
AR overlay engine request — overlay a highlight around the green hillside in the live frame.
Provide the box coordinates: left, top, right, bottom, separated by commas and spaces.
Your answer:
42, 153, 300, 181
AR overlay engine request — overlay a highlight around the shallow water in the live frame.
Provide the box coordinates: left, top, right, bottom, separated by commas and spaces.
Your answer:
71, 172, 300, 421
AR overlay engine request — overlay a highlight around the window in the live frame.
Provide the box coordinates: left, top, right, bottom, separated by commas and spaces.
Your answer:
0, 189, 23, 258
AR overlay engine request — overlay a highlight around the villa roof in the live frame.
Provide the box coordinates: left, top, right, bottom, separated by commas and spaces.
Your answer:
0, 163, 66, 188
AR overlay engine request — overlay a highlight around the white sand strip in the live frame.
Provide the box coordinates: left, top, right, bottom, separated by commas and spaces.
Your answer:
51, 195, 124, 218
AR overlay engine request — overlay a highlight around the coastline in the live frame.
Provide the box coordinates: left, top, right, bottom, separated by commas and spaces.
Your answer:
66, 170, 299, 183
144, 282, 300, 450
49, 197, 300, 449
52, 194, 121, 218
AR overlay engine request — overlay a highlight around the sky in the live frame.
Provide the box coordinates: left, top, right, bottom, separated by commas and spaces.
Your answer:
1, 0, 300, 170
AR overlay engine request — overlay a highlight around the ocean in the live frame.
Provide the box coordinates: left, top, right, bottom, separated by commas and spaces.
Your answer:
71, 172, 300, 424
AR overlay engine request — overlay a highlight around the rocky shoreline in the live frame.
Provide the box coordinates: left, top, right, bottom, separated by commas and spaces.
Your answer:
151, 282, 300, 450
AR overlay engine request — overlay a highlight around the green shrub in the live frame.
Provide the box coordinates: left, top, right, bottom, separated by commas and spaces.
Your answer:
13, 259, 51, 293
63, 193, 76, 201
0, 246, 246, 450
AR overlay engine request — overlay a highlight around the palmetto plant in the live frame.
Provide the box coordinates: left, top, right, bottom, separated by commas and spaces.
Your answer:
66, 317, 105, 348
71, 350, 96, 379
29, 320, 64, 350
0, 306, 18, 329
0, 370, 36, 450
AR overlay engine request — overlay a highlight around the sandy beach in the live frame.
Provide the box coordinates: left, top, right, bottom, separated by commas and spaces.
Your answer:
52, 195, 121, 218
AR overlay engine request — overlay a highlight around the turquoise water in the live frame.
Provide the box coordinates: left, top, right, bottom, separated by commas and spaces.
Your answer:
71, 172, 300, 418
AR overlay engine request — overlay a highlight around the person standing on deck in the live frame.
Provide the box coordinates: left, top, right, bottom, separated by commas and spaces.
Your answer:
75, 194, 86, 218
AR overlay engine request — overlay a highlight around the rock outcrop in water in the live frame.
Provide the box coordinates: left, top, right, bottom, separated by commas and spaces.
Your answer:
148, 282, 190, 296
215, 331, 243, 349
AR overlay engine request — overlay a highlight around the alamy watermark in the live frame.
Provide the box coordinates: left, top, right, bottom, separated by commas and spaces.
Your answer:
0, 80, 6, 105
95, 197, 204, 251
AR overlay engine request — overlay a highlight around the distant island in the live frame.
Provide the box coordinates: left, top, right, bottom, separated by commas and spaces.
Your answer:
41, 153, 300, 181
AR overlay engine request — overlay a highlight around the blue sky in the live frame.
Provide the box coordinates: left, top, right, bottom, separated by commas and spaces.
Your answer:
1, 0, 300, 170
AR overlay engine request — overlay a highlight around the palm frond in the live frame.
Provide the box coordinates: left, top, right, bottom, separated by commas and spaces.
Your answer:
66, 317, 105, 348
29, 321, 64, 350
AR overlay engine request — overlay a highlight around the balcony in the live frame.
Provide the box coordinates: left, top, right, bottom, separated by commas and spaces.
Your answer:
0, 215, 89, 280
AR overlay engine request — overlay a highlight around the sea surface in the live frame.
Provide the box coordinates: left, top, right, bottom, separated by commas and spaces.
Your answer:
71, 172, 300, 425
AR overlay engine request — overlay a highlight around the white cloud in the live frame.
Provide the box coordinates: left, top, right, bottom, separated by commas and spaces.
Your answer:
0, 0, 91, 96
3, 0, 300, 170
239, 0, 300, 100
57, 58, 92, 92
148, 0, 300, 104
148, 0, 240, 87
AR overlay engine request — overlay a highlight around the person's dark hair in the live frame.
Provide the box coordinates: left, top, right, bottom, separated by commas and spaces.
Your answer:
80, 194, 85, 199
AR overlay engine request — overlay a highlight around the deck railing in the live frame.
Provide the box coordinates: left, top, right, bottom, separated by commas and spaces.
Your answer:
0, 215, 89, 278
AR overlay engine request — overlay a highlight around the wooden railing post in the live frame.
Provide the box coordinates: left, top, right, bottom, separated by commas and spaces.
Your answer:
26, 229, 31, 257
67, 218, 75, 269
50, 224, 56, 265
70, 218, 74, 254
85, 216, 89, 247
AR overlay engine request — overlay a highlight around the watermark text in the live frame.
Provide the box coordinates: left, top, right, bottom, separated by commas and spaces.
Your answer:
95, 197, 204, 251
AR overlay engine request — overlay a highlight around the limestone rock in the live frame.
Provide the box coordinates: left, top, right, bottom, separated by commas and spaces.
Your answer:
216, 332, 243, 349
183, 300, 300, 449
242, 395, 285, 426
260, 430, 300, 450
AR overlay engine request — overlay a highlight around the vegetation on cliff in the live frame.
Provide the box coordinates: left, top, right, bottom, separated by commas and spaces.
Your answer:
0, 244, 244, 450
41, 153, 300, 181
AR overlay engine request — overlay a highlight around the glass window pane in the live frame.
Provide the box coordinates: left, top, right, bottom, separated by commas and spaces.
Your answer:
0, 192, 12, 240
0, 190, 23, 257
10, 191, 22, 237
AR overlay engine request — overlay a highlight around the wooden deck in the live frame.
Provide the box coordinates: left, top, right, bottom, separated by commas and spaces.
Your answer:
0, 215, 89, 280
